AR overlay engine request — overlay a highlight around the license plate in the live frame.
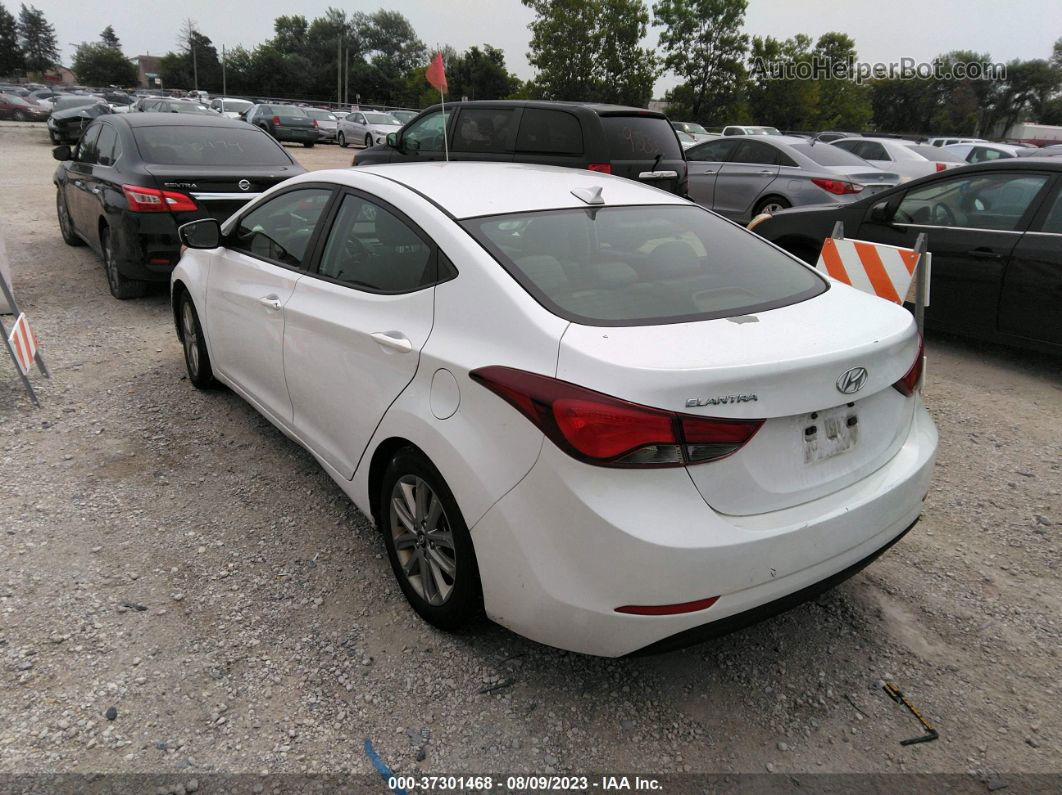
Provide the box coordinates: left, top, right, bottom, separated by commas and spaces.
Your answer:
803, 405, 858, 464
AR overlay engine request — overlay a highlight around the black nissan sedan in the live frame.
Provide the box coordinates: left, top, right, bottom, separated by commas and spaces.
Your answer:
751, 159, 1062, 354
53, 113, 306, 298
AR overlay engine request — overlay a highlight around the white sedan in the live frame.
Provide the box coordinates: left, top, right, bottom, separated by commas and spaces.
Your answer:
337, 110, 401, 148
171, 163, 937, 657
831, 137, 966, 180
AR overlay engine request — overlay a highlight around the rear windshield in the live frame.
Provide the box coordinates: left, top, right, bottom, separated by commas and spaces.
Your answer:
906, 144, 964, 162
217, 99, 252, 112
792, 142, 869, 166
54, 96, 100, 111
306, 109, 336, 121
364, 112, 398, 124
601, 116, 682, 161
268, 105, 307, 117
171, 103, 212, 114
133, 126, 292, 166
463, 205, 825, 326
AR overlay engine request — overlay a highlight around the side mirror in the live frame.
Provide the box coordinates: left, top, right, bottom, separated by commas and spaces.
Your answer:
52, 144, 72, 161
178, 219, 221, 249
868, 200, 893, 224
386, 132, 398, 148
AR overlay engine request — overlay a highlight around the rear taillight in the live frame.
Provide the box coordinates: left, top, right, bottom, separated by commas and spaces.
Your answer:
312, 119, 319, 128
587, 163, 612, 174
122, 184, 198, 214
893, 334, 925, 396
935, 162, 948, 172
811, 178, 864, 195
469, 366, 763, 467
272, 115, 281, 126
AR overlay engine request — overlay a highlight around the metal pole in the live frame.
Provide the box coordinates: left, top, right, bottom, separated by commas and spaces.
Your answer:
912, 233, 929, 336
337, 37, 342, 105
0, 270, 47, 407
189, 20, 198, 91
221, 45, 226, 108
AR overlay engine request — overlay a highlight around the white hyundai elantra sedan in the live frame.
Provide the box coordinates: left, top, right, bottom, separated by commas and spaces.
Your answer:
171, 162, 937, 657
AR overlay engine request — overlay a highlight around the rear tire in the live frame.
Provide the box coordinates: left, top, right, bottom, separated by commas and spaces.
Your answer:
303, 141, 315, 148
178, 292, 216, 389
101, 226, 148, 300
380, 448, 482, 631
753, 196, 791, 217
338, 132, 347, 148
57, 190, 83, 246
13, 110, 26, 122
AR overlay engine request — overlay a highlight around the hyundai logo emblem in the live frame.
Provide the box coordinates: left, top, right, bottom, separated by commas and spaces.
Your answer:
836, 367, 869, 395
238, 179, 251, 191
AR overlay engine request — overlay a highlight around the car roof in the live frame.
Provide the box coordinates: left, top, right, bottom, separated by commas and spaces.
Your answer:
114, 113, 247, 129
419, 99, 668, 118
325, 162, 688, 219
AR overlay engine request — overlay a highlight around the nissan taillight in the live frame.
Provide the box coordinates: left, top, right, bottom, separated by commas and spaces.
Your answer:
811, 178, 864, 195
470, 366, 763, 468
893, 334, 925, 396
122, 184, 198, 213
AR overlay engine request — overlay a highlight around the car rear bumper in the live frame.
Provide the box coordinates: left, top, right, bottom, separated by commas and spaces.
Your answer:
469, 397, 937, 657
274, 128, 318, 143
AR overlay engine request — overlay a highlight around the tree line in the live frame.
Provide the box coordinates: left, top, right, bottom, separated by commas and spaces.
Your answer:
3, 0, 1060, 136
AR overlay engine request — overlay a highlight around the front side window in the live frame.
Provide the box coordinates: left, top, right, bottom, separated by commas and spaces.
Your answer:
895, 173, 1049, 231
453, 108, 516, 154
317, 194, 434, 292
75, 124, 102, 164
1038, 189, 1062, 234
463, 205, 826, 326
402, 110, 451, 152
95, 124, 119, 166
230, 188, 332, 268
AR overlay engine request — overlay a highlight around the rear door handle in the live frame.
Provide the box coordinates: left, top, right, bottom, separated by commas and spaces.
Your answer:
258, 295, 282, 311
370, 331, 413, 353
758, 169, 774, 176
966, 248, 1003, 261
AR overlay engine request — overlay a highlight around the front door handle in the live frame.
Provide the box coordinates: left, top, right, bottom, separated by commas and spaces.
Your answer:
758, 169, 774, 176
370, 331, 413, 353
258, 295, 282, 311
966, 248, 1003, 262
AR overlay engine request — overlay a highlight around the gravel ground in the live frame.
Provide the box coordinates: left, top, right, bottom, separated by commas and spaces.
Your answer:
1, 124, 1059, 786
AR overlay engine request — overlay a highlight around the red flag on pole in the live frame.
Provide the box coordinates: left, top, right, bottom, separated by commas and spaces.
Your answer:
426, 52, 447, 93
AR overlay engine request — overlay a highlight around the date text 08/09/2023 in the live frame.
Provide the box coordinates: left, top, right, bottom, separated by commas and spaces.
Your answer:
387, 775, 663, 791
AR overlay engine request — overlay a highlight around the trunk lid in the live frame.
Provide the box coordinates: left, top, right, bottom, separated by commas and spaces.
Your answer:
823, 165, 902, 187
555, 284, 920, 515
146, 164, 299, 223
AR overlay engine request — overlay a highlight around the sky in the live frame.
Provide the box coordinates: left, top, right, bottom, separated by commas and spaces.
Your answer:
24, 0, 1062, 95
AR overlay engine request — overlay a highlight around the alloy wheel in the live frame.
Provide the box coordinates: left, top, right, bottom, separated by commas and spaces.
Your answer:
760, 201, 786, 215
102, 231, 119, 292
389, 475, 457, 606
181, 300, 200, 377
57, 194, 71, 236
364, 134, 372, 148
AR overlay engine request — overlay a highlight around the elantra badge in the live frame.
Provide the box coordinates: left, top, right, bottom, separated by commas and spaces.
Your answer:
238, 179, 251, 191
686, 394, 758, 408
836, 367, 869, 395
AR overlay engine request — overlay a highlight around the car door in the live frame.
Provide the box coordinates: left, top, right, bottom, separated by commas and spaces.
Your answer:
207, 187, 334, 422
348, 112, 367, 140
449, 107, 517, 163
282, 191, 443, 476
81, 121, 120, 230
66, 122, 102, 236
857, 169, 1053, 336
685, 138, 738, 209
714, 139, 782, 221
997, 177, 1062, 346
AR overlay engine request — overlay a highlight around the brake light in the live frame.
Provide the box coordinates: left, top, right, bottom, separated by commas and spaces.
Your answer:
935, 162, 948, 171
272, 115, 281, 126
587, 163, 611, 174
893, 334, 925, 396
811, 178, 863, 195
312, 119, 319, 129
122, 184, 198, 214
469, 366, 763, 467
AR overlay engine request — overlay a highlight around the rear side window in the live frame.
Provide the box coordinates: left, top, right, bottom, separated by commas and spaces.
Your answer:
453, 108, 516, 154
907, 144, 963, 162
463, 205, 826, 326
317, 194, 435, 292
516, 109, 583, 154
687, 138, 737, 162
133, 126, 293, 166
791, 142, 871, 167
601, 116, 682, 160
731, 140, 780, 165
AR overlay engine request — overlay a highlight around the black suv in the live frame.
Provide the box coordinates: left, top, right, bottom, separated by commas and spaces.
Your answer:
353, 100, 688, 196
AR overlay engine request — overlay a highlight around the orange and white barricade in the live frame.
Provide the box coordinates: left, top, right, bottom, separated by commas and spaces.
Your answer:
1, 265, 49, 407
816, 222, 930, 332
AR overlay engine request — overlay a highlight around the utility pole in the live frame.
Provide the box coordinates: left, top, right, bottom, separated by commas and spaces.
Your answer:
221, 45, 227, 110
344, 46, 350, 105
186, 18, 199, 92
337, 35, 342, 105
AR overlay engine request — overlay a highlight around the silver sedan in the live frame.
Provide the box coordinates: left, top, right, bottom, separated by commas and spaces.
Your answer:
831, 137, 966, 181
337, 110, 402, 149
686, 135, 901, 222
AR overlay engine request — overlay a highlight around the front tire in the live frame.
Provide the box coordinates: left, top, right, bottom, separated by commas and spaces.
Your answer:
338, 132, 347, 148
101, 226, 148, 300
57, 190, 83, 246
380, 448, 481, 630
364, 134, 372, 148
178, 292, 216, 389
